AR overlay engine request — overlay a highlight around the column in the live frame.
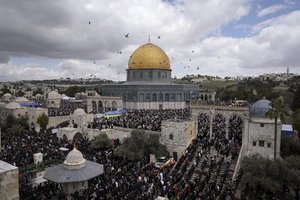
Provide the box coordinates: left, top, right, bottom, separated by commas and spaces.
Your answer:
209, 115, 213, 139
225, 119, 229, 140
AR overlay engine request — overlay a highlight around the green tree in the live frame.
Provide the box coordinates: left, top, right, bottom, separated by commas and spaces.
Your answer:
0, 86, 11, 97
281, 136, 300, 157
266, 97, 288, 159
293, 108, 300, 133
292, 86, 300, 111
4, 114, 28, 131
115, 130, 168, 161
91, 134, 113, 150
37, 113, 49, 130
33, 88, 44, 96
16, 90, 25, 97
7, 124, 25, 135
241, 155, 300, 198
61, 86, 85, 97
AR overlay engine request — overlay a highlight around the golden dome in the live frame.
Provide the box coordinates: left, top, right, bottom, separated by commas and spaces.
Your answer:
128, 43, 170, 70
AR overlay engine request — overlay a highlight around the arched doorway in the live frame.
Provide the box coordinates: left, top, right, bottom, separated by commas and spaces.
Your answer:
92, 100, 97, 114
104, 101, 110, 112
73, 132, 84, 142
228, 115, 243, 144
112, 101, 117, 111
98, 101, 103, 113
212, 114, 226, 139
197, 113, 210, 139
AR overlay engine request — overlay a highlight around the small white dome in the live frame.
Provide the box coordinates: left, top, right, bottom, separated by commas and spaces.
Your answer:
73, 108, 86, 116
3, 93, 12, 97
64, 147, 86, 169
15, 97, 29, 103
6, 102, 21, 109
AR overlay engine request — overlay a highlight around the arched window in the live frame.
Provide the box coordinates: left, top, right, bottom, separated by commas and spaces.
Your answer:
159, 93, 163, 101
152, 93, 157, 102
112, 101, 117, 111
165, 93, 170, 101
177, 93, 182, 101
171, 93, 176, 101
139, 93, 144, 102
146, 93, 151, 102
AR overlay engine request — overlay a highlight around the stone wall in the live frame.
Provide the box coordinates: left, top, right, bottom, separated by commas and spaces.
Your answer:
246, 117, 281, 159
125, 101, 186, 110
48, 116, 70, 128
160, 120, 197, 159
0, 160, 19, 200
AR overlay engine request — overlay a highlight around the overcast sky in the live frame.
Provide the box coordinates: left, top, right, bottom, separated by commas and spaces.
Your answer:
0, 0, 299, 81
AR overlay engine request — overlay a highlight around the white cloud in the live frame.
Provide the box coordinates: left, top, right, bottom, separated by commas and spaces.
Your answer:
257, 4, 287, 17
0, 0, 299, 81
171, 11, 300, 78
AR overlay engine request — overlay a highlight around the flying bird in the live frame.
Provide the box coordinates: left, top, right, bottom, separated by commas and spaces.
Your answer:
157, 35, 161, 39
109, 64, 111, 67
189, 59, 192, 61
117, 51, 122, 54
197, 67, 199, 70
94, 61, 96, 64
125, 33, 129, 38
88, 21, 91, 25
192, 50, 194, 53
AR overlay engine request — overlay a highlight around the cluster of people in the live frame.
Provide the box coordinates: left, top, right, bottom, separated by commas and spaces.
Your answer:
92, 109, 190, 131
194, 100, 249, 107
48, 100, 87, 117
0, 128, 72, 169
198, 113, 243, 146
0, 106, 246, 199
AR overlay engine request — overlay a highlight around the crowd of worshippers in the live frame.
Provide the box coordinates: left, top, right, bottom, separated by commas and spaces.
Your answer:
195, 100, 249, 107
13, 128, 242, 199
197, 113, 243, 145
1, 113, 292, 199
0, 128, 71, 169
48, 100, 87, 117
90, 109, 190, 131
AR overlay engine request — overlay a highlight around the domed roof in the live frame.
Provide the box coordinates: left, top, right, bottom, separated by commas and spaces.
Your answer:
48, 90, 62, 99
6, 102, 21, 109
250, 98, 271, 117
64, 147, 86, 169
15, 97, 29, 103
3, 93, 12, 97
128, 43, 170, 70
73, 108, 86, 115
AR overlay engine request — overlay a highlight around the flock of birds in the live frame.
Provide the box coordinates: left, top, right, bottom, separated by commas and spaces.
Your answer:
62, 21, 222, 79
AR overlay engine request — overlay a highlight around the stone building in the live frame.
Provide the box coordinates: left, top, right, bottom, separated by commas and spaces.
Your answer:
0, 160, 19, 200
0, 102, 48, 132
246, 98, 281, 159
46, 90, 62, 108
44, 147, 103, 194
160, 120, 197, 160
191, 98, 281, 159
75, 92, 123, 113
101, 42, 199, 110
69, 108, 94, 129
